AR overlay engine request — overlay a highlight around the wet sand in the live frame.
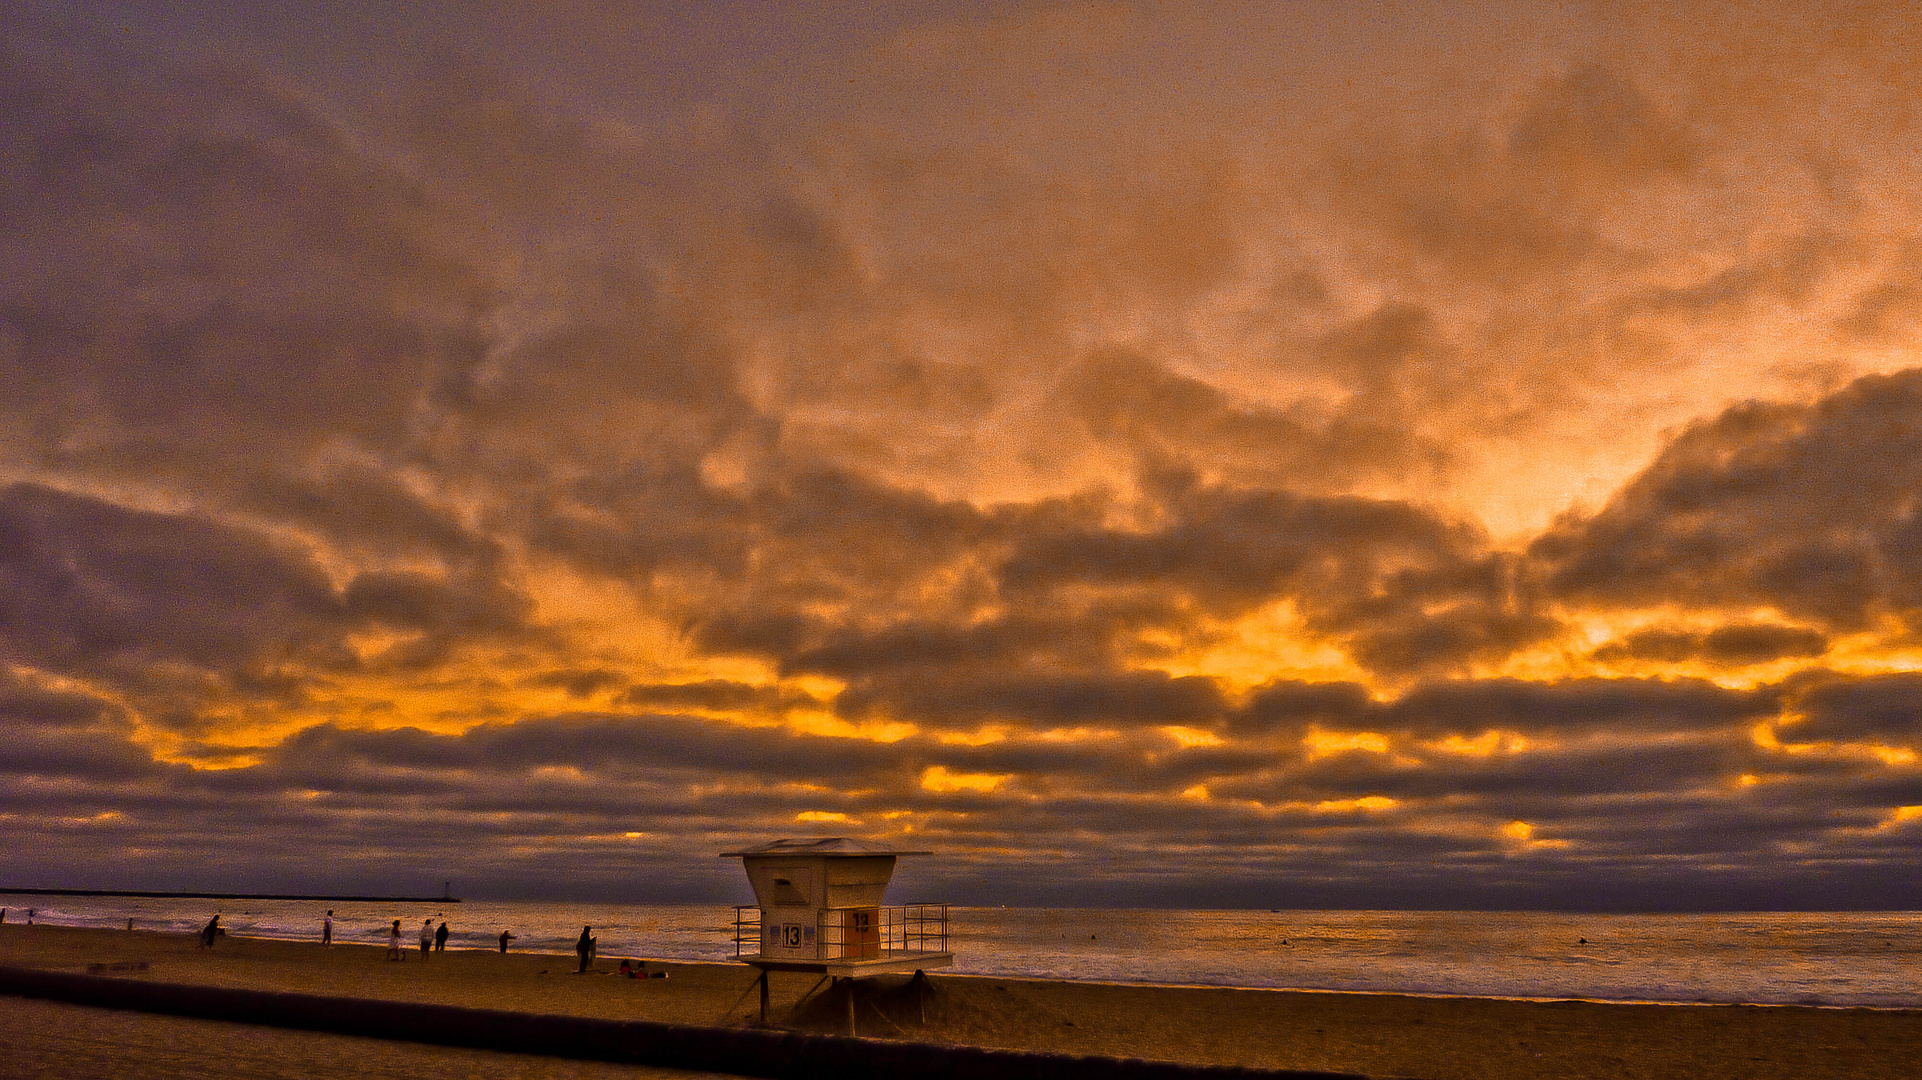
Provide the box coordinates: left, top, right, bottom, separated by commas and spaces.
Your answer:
4, 923, 1919, 1079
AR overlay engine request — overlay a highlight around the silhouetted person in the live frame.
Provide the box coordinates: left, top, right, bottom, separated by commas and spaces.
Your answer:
387, 919, 404, 961
26, 909, 34, 925
1, 908, 7, 924
576, 926, 596, 972
419, 919, 434, 957
322, 910, 333, 947
435, 921, 449, 951
199, 915, 220, 949
498, 929, 516, 953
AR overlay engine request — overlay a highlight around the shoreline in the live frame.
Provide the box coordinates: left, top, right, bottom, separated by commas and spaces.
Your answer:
4, 924, 1920, 1079
44, 938, 1922, 1015
15, 922, 1913, 1013
925, 969, 1922, 1012
9, 900, 1913, 1009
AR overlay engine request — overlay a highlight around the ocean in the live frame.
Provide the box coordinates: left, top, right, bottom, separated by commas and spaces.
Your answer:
5, 894, 1915, 1009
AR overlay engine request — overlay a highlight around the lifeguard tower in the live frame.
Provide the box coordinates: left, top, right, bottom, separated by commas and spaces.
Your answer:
723, 837, 951, 1030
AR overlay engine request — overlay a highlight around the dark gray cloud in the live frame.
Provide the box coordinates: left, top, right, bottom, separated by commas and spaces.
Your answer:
1593, 624, 1831, 667
1784, 673, 1922, 745
1047, 347, 1451, 495
0, 482, 352, 675
994, 473, 1555, 678
1533, 369, 1922, 632
1277, 735, 1757, 803
837, 671, 1227, 730
0, 682, 1913, 906
0, 672, 162, 783
236, 464, 500, 569
1379, 678, 1771, 738
0, 481, 540, 733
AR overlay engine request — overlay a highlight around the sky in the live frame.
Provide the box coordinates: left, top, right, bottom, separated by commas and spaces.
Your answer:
4, 0, 1922, 910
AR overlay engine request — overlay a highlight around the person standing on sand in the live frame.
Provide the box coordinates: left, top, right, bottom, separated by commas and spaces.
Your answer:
387, 919, 404, 961
435, 920, 449, 951
498, 929, 515, 953
322, 910, 333, 946
199, 914, 220, 949
419, 919, 434, 957
575, 926, 596, 972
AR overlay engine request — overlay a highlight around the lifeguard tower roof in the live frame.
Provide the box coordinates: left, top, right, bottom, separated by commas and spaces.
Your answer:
720, 836, 931, 858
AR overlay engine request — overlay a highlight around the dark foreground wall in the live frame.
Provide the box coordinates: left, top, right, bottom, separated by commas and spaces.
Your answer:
0, 966, 1370, 1080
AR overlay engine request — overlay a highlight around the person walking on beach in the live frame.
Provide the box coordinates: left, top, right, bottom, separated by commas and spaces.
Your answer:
419, 919, 434, 957
387, 919, 404, 961
199, 914, 220, 949
322, 910, 333, 947
498, 929, 516, 953
575, 926, 596, 973
434, 920, 449, 951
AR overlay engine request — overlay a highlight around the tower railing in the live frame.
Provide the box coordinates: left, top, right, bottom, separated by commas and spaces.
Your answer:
732, 906, 761, 958
733, 904, 950, 961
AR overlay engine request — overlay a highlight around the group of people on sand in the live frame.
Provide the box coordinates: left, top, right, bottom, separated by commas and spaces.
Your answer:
373, 918, 511, 958
382, 917, 454, 959
185, 910, 497, 960
187, 912, 655, 973
373, 918, 515, 957
575, 928, 663, 978
73, 907, 662, 978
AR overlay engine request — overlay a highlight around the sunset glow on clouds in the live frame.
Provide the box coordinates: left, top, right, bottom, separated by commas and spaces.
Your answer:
4, 1, 1922, 908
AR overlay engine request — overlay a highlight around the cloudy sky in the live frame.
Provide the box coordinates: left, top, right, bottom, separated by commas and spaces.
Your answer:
5, 0, 1922, 910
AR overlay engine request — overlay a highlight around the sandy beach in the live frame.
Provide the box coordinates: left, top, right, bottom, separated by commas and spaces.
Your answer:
0, 995, 731, 1080
3, 923, 1918, 1079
